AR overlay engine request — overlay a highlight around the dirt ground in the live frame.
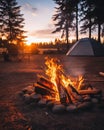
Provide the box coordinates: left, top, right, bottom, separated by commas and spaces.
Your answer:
0, 54, 104, 130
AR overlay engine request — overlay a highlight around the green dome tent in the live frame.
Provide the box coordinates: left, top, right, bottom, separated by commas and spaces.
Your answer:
66, 38, 104, 56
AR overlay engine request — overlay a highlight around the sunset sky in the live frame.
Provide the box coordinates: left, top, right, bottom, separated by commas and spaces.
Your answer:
17, 0, 62, 44
16, 0, 99, 45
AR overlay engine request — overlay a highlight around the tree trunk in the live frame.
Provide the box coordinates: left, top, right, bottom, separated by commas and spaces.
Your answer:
76, 5, 78, 41
89, 27, 91, 39
65, 20, 69, 51
98, 22, 101, 42
89, 18, 91, 39
66, 29, 69, 45
102, 24, 104, 43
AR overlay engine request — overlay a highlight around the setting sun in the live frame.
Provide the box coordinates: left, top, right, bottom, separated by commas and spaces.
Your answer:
26, 36, 54, 45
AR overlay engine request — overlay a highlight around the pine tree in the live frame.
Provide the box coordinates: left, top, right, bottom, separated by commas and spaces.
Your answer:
52, 0, 75, 46
52, 0, 80, 49
0, 0, 26, 46
79, 0, 93, 38
92, 0, 104, 42
80, 0, 104, 42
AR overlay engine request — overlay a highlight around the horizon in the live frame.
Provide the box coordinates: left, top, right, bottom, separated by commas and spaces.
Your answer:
17, 0, 101, 45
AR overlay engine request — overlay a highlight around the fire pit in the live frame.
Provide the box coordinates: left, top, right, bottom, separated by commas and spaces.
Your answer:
20, 57, 103, 113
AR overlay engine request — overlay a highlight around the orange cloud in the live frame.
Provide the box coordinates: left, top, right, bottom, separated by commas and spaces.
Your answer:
30, 28, 60, 39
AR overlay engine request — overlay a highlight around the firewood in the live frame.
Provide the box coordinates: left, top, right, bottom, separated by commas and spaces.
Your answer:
59, 87, 74, 104
67, 84, 83, 102
69, 84, 79, 95
55, 74, 72, 104
62, 86, 72, 104
56, 71, 83, 104
57, 85, 74, 105
36, 82, 56, 93
37, 75, 55, 90
34, 83, 56, 97
57, 85, 68, 104
99, 72, 104, 76
78, 89, 102, 95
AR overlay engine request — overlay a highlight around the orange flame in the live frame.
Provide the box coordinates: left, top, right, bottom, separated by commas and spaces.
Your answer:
45, 57, 61, 101
45, 57, 84, 101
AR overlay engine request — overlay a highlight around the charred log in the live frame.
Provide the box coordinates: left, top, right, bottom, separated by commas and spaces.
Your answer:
55, 73, 71, 104
65, 84, 83, 104
62, 86, 72, 104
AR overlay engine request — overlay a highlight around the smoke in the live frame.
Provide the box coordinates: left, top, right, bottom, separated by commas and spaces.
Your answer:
71, 68, 85, 76
65, 68, 86, 77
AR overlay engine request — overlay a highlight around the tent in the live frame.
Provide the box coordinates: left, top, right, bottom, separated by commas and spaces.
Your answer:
66, 38, 104, 56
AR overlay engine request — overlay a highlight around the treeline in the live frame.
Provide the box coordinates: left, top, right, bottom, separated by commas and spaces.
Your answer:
52, 0, 104, 44
0, 0, 104, 54
0, 0, 26, 48
20, 38, 76, 55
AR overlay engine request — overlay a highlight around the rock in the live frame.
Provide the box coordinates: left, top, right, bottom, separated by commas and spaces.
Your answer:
22, 86, 34, 94
91, 98, 99, 104
38, 98, 47, 107
31, 94, 42, 103
46, 100, 60, 107
30, 92, 36, 97
29, 102, 37, 107
23, 93, 31, 103
77, 102, 92, 110
52, 104, 66, 113
93, 94, 102, 100
18, 91, 24, 96
97, 102, 104, 109
53, 101, 62, 105
101, 96, 104, 101
66, 104, 77, 112
83, 95, 91, 102
46, 100, 56, 108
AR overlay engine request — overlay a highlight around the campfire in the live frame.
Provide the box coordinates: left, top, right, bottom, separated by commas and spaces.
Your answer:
20, 57, 103, 113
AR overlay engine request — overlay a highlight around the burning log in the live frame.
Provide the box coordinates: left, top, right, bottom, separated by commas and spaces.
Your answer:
65, 84, 83, 104
55, 72, 72, 104
78, 89, 102, 95
37, 75, 55, 90
34, 83, 56, 97
35, 74, 102, 106
19, 57, 104, 114
61, 86, 72, 104
57, 86, 68, 104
